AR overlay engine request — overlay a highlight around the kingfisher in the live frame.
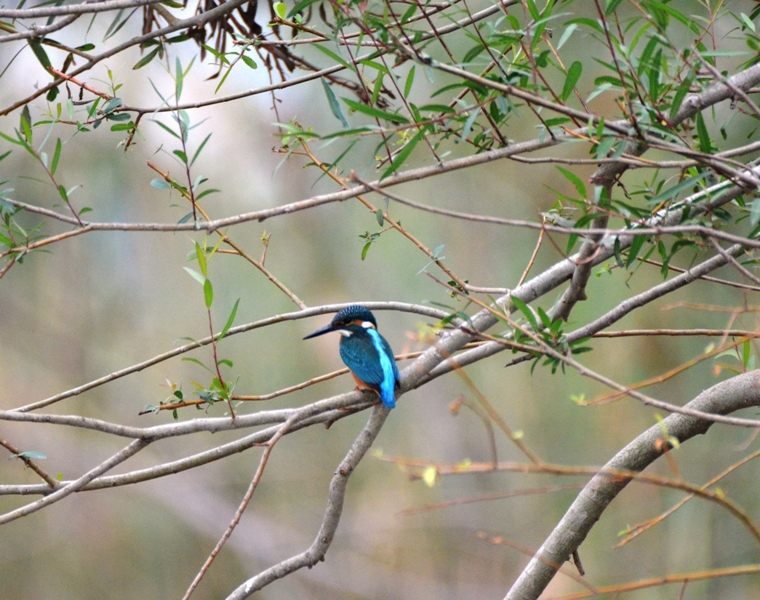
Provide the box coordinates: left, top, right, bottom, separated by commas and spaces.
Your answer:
304, 305, 401, 409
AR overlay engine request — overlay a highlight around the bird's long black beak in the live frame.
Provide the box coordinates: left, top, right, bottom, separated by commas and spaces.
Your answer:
303, 323, 337, 340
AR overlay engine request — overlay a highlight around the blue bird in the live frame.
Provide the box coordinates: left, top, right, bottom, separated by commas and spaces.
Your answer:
304, 305, 401, 408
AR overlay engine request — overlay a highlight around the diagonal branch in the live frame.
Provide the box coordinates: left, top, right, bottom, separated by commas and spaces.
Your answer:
504, 370, 760, 600
0, 438, 149, 525
225, 403, 391, 599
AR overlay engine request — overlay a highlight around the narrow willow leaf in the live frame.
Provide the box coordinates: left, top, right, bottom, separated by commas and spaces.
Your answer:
287, 0, 320, 18
626, 234, 647, 269
404, 66, 415, 98
322, 78, 349, 129
510, 295, 539, 332
556, 166, 587, 198
460, 107, 480, 141
561, 61, 582, 101
150, 178, 171, 190
29, 39, 51, 71
220, 298, 240, 339
191, 133, 212, 166
183, 267, 205, 285
342, 97, 409, 123
196, 241, 207, 278
133, 46, 160, 70
381, 129, 423, 179
203, 278, 213, 308
51, 138, 62, 175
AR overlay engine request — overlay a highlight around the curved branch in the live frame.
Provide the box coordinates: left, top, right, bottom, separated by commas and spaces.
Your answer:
0, 438, 149, 525
9, 301, 448, 412
225, 403, 391, 599
0, 0, 163, 18
504, 370, 760, 600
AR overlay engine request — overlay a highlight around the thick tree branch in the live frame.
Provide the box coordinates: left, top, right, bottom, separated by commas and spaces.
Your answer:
504, 370, 760, 600
225, 404, 391, 599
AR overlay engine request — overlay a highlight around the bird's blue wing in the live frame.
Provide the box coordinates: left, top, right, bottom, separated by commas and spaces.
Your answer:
340, 331, 399, 408
377, 333, 401, 387
340, 336, 384, 387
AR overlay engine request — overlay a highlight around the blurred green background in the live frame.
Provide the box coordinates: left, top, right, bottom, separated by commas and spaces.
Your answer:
2, 1, 760, 598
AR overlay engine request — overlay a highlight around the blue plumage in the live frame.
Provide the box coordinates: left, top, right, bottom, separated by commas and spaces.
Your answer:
304, 305, 400, 408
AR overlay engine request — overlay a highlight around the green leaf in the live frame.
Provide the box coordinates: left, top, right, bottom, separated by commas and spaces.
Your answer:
376, 209, 384, 226
273, 2, 286, 18
613, 236, 623, 270
196, 241, 207, 277
241, 54, 257, 69
649, 172, 710, 205
524, 0, 540, 21
342, 97, 409, 124
151, 178, 171, 190
537, 306, 553, 329
102, 98, 122, 114
319, 126, 375, 140
51, 138, 62, 175
418, 104, 455, 113
556, 23, 577, 50
750, 199, 760, 226
460, 107, 480, 141
695, 112, 711, 153
58, 185, 69, 204
287, 0, 320, 18
510, 295, 540, 332
404, 66, 415, 98
595, 136, 615, 159
110, 121, 135, 132
393, 3, 414, 22
312, 44, 351, 69
14, 451, 47, 460
741, 12, 756, 32
181, 357, 212, 371
133, 47, 160, 70
626, 234, 647, 269
29, 39, 51, 71
219, 298, 240, 340
381, 129, 423, 179
191, 133, 212, 167
561, 61, 582, 101
195, 188, 220, 201
0, 131, 23, 146
361, 241, 372, 260
183, 267, 206, 285
203, 278, 213, 308
605, 0, 625, 14
556, 166, 586, 198
20, 107, 33, 144
105, 112, 131, 122
322, 78, 350, 129
201, 44, 229, 63
105, 7, 140, 40
370, 72, 384, 107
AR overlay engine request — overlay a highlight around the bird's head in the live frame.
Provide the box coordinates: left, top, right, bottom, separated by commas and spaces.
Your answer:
303, 305, 378, 339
